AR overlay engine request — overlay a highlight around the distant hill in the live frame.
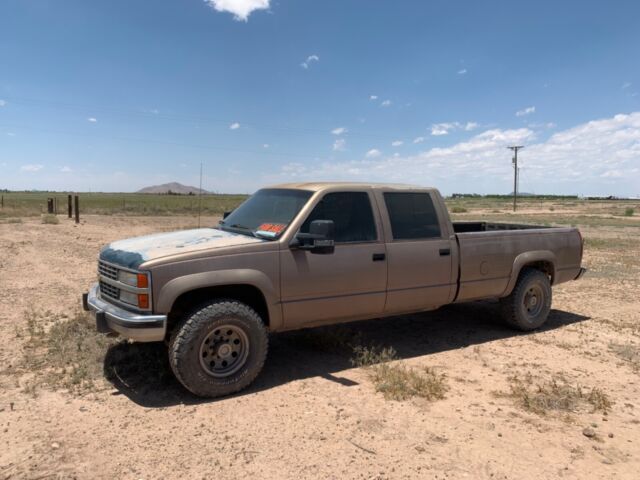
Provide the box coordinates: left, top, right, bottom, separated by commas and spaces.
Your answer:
137, 182, 208, 195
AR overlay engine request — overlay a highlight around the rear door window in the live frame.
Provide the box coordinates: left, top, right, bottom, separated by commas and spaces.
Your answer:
300, 192, 377, 243
384, 192, 442, 240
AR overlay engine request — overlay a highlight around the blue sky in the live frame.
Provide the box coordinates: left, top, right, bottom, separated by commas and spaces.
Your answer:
1, 0, 639, 196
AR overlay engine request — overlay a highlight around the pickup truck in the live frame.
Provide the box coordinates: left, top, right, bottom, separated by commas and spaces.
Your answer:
83, 183, 586, 397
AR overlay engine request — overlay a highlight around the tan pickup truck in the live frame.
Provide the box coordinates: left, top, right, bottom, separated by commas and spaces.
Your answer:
83, 183, 585, 397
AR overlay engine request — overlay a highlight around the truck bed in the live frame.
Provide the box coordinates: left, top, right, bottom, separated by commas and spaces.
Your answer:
453, 221, 549, 233
452, 222, 583, 303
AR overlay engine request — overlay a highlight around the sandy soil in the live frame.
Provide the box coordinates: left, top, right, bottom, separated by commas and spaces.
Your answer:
1, 213, 639, 479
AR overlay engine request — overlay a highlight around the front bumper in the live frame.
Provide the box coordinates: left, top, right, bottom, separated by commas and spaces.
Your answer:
82, 283, 166, 342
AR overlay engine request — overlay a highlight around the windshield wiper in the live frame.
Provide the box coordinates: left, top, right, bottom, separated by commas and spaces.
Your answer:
219, 223, 256, 237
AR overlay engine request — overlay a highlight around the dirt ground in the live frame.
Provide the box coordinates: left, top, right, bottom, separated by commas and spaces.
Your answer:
1, 209, 639, 480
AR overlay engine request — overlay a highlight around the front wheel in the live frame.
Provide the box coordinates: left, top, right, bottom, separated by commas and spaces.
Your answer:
169, 300, 268, 398
499, 268, 552, 331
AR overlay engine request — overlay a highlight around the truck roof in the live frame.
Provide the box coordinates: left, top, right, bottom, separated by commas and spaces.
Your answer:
267, 182, 432, 192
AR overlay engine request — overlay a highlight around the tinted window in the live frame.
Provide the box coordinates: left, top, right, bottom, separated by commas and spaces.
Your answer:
301, 192, 377, 243
384, 193, 442, 240
220, 189, 312, 237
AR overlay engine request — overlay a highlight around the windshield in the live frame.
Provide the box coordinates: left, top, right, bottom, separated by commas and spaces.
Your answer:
218, 188, 312, 239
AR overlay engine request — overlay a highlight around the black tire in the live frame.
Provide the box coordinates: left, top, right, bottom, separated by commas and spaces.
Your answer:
499, 268, 552, 331
169, 300, 268, 398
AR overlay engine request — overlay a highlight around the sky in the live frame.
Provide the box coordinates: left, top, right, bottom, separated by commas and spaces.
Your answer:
1, 0, 639, 196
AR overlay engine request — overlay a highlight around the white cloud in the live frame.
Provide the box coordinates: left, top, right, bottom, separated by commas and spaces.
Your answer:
300, 54, 319, 69
516, 106, 536, 117
267, 112, 640, 197
622, 82, 632, 89
391, 140, 403, 147
365, 149, 381, 158
413, 136, 425, 144
87, 117, 97, 123
21, 164, 44, 172
331, 127, 347, 135
464, 122, 479, 131
458, 68, 467, 75
204, 0, 270, 21
333, 138, 346, 151
380, 100, 392, 107
0, 99, 6, 107
7, 132, 16, 137
263, 143, 270, 149
60, 166, 72, 173
431, 123, 455, 136
229, 122, 240, 130
369, 95, 378, 100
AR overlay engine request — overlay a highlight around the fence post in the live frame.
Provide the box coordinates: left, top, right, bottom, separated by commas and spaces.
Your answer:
74, 195, 80, 224
68, 195, 72, 218
1, 195, 3, 209
47, 198, 54, 214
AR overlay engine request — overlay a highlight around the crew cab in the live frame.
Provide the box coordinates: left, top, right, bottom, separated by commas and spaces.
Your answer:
83, 183, 586, 397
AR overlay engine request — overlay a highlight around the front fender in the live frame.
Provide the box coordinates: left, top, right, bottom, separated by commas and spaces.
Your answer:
156, 269, 282, 330
501, 250, 556, 297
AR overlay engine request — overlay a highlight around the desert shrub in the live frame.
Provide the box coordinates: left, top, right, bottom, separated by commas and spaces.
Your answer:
505, 375, 612, 415
451, 206, 468, 213
352, 345, 448, 401
21, 310, 116, 394
624, 207, 634, 217
41, 214, 59, 225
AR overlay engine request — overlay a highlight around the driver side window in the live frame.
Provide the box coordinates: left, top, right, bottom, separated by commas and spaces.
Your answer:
300, 192, 377, 243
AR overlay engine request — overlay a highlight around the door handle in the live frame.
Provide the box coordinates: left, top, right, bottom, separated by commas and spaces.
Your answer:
372, 253, 386, 262
439, 248, 451, 256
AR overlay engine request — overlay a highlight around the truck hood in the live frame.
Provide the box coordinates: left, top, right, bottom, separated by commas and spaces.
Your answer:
100, 228, 265, 269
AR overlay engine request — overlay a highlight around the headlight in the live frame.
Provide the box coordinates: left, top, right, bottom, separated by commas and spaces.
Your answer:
118, 270, 149, 288
119, 290, 138, 305
119, 290, 150, 309
118, 271, 138, 286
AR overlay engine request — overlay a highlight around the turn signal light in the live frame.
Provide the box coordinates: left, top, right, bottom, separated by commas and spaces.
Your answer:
137, 273, 149, 289
138, 294, 149, 309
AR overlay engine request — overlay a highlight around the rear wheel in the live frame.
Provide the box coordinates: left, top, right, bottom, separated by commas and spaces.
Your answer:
169, 300, 268, 398
500, 268, 551, 331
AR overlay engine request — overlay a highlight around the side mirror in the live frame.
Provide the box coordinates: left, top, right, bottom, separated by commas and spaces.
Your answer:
223, 211, 232, 219
294, 220, 335, 254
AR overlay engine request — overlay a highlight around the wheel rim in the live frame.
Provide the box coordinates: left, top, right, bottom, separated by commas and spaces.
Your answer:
523, 284, 544, 318
199, 325, 250, 378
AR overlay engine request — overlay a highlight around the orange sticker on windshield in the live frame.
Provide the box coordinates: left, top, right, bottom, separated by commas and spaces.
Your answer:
257, 223, 286, 234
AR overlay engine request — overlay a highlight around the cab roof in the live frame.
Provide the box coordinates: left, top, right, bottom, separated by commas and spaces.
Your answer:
267, 182, 432, 192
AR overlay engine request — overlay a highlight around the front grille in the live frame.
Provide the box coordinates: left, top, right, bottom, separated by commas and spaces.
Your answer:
98, 261, 118, 280
99, 281, 120, 301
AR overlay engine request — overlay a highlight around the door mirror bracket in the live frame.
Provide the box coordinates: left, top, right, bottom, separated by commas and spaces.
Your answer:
292, 220, 335, 254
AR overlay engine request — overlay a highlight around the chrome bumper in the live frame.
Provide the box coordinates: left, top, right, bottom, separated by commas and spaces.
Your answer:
82, 283, 166, 342
574, 267, 587, 281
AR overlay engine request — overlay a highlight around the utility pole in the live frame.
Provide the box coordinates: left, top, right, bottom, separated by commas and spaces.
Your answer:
507, 146, 524, 211
197, 162, 203, 228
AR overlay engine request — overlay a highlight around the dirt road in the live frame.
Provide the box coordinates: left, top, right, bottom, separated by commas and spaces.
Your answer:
1, 213, 638, 479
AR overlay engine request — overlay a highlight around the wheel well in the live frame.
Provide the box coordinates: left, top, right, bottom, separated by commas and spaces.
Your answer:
167, 284, 270, 331
521, 261, 555, 284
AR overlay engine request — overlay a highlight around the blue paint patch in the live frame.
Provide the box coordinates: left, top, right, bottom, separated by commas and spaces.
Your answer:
100, 247, 146, 269
99, 228, 265, 269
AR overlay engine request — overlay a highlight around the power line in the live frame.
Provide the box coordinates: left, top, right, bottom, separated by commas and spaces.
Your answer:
0, 95, 417, 142
507, 145, 524, 212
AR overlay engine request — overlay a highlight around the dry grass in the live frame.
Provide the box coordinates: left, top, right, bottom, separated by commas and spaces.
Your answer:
609, 342, 640, 371
504, 374, 612, 416
20, 309, 116, 395
41, 214, 60, 225
450, 206, 468, 213
352, 345, 448, 401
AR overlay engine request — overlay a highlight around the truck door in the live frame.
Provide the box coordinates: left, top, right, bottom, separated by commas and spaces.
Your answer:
280, 191, 387, 328
378, 191, 456, 314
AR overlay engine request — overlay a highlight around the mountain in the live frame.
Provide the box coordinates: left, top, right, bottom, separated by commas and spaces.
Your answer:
136, 182, 208, 195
